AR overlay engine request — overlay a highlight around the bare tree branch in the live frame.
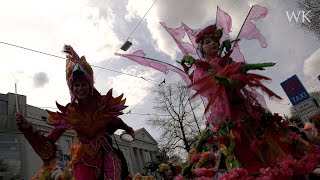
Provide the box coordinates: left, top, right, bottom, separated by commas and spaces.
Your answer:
297, 0, 320, 40
148, 81, 203, 156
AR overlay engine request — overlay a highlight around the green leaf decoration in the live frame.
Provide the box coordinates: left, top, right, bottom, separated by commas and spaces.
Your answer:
181, 55, 196, 66
223, 40, 232, 51
212, 75, 242, 88
195, 126, 210, 153
214, 29, 223, 39
240, 62, 276, 73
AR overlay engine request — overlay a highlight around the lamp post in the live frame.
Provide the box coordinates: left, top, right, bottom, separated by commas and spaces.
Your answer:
120, 40, 132, 51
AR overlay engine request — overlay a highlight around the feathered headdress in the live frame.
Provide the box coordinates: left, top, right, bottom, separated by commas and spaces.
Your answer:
157, 163, 170, 174
63, 45, 96, 102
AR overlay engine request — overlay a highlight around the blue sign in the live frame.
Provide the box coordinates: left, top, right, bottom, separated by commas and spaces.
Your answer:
281, 75, 310, 106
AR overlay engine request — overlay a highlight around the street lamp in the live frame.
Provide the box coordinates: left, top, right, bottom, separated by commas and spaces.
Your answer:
120, 40, 132, 51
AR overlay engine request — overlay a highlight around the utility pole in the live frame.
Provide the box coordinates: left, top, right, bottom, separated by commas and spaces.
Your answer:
316, 75, 320, 107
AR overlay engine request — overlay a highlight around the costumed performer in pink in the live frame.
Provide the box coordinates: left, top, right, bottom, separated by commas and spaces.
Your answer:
116, 5, 320, 179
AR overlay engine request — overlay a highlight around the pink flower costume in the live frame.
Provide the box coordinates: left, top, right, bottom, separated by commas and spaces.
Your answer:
19, 46, 133, 180
117, 5, 320, 179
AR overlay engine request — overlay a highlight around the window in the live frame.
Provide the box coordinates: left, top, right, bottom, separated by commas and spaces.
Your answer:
56, 149, 63, 160
66, 140, 71, 149
63, 155, 71, 161
0, 133, 21, 179
9, 146, 17, 150
0, 100, 8, 115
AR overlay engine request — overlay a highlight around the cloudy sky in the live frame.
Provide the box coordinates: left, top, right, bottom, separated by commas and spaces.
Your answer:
1, 0, 320, 140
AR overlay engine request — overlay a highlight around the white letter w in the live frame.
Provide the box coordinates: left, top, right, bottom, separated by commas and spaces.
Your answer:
286, 11, 301, 22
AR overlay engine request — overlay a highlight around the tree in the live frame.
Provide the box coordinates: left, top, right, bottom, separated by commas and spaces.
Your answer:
297, 0, 320, 40
148, 81, 203, 156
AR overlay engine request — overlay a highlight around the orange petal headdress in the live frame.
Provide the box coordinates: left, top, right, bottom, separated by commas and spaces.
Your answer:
64, 45, 95, 102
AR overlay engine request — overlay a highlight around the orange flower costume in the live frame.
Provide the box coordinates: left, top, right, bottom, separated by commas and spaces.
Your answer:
19, 45, 133, 180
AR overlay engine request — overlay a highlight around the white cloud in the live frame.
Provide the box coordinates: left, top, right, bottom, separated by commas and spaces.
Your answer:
125, 0, 154, 21
125, 0, 250, 59
1, 0, 320, 133
303, 48, 320, 77
0, 0, 122, 109
107, 66, 158, 107
33, 72, 49, 88
0, 0, 120, 60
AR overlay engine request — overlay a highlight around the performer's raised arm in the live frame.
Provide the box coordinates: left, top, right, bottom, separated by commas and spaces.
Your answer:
15, 112, 66, 161
107, 117, 134, 136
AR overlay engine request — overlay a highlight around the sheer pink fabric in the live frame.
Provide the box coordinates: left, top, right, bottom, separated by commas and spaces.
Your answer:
238, 5, 268, 48
160, 22, 197, 56
116, 5, 276, 126
116, 50, 192, 85
216, 6, 232, 42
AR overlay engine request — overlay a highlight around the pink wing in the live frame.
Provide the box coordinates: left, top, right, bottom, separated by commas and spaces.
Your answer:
230, 43, 245, 62
230, 5, 269, 62
216, 6, 232, 41
116, 50, 192, 85
160, 22, 197, 56
238, 5, 268, 48
182, 23, 203, 59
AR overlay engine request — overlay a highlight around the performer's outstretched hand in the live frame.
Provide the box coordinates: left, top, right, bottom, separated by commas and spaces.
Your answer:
63, 45, 80, 61
15, 112, 31, 129
127, 127, 135, 137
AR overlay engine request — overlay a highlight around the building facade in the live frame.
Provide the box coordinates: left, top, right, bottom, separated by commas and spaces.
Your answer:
0, 92, 159, 179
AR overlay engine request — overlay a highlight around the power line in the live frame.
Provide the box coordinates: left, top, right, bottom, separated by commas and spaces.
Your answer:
125, 78, 166, 114
0, 4, 160, 83
6, 105, 47, 121
309, 83, 320, 91
126, 0, 158, 41
304, 77, 318, 88
34, 105, 177, 118
265, 100, 291, 106
123, 80, 197, 116
0, 41, 66, 59
26, 116, 45, 121
123, 112, 171, 116
37, 108, 173, 117
7, 101, 171, 118
90, 64, 159, 83
304, 78, 320, 91
125, 92, 153, 114
0, 41, 160, 84
36, 107, 58, 110
293, 72, 320, 90
20, 99, 175, 117
95, 0, 158, 78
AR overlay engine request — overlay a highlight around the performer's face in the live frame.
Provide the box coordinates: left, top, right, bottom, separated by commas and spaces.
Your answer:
163, 169, 173, 180
202, 35, 220, 58
72, 80, 90, 99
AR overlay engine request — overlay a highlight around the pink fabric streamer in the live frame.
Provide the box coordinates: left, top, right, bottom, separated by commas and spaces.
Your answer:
182, 23, 201, 49
238, 5, 268, 48
160, 22, 197, 55
182, 23, 202, 59
215, 6, 246, 62
230, 43, 245, 62
116, 50, 192, 85
216, 6, 232, 36
116, 6, 271, 126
